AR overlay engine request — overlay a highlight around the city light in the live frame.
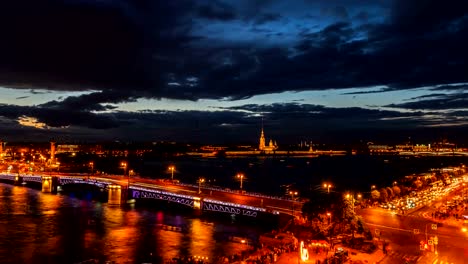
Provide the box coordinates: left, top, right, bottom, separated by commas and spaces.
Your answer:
198, 177, 205, 194
323, 183, 332, 193
237, 173, 244, 190
168, 165, 175, 182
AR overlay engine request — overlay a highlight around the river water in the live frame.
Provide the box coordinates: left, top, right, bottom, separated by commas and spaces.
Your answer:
0, 183, 270, 264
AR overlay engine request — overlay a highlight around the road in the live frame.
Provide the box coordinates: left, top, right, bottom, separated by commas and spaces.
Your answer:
129, 177, 302, 216
358, 206, 467, 264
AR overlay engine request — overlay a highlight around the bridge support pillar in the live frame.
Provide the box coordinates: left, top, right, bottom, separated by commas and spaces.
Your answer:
41, 176, 53, 193
14, 175, 23, 185
108, 185, 122, 205
194, 197, 202, 210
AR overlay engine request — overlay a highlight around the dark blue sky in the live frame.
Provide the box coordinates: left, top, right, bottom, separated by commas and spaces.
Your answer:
0, 0, 467, 144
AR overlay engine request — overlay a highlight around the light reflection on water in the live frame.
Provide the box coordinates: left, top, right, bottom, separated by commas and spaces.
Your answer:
0, 183, 270, 263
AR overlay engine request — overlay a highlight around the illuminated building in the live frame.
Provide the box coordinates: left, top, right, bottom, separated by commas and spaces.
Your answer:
56, 144, 80, 154
258, 125, 278, 153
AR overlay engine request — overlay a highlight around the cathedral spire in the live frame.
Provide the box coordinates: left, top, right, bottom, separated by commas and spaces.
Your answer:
259, 116, 265, 150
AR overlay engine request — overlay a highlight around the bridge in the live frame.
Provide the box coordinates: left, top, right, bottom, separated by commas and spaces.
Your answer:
0, 172, 303, 219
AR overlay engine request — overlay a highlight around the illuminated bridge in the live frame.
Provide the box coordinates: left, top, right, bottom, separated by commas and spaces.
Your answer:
0, 173, 303, 219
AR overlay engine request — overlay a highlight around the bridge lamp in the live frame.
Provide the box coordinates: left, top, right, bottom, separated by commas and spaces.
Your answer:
198, 178, 205, 194
168, 165, 175, 182
120, 162, 127, 176
289, 191, 298, 218
236, 173, 245, 190
323, 183, 332, 194
88, 162, 94, 180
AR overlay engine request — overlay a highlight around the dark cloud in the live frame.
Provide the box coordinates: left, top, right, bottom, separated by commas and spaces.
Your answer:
253, 13, 283, 24
386, 93, 468, 110
321, 6, 349, 20
0, 0, 467, 102
197, 1, 237, 21
429, 83, 468, 91
1, 100, 467, 143
353, 11, 370, 21
39, 90, 137, 112
0, 0, 467, 143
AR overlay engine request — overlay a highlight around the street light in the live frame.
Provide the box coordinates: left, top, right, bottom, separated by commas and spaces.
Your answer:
323, 183, 332, 194
168, 165, 175, 182
326, 212, 332, 224
237, 173, 244, 190
121, 162, 128, 177
198, 177, 205, 194
289, 191, 298, 217
89, 161, 94, 180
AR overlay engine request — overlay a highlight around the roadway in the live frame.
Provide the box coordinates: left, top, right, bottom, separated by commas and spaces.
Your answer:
358, 206, 467, 263
126, 176, 302, 216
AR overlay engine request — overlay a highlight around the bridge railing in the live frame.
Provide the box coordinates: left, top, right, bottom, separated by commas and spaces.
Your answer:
173, 182, 301, 203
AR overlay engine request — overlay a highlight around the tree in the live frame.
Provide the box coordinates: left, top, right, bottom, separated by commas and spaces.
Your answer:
371, 190, 380, 200
413, 179, 423, 189
379, 188, 388, 202
392, 186, 401, 196
342, 196, 355, 220
386, 187, 394, 198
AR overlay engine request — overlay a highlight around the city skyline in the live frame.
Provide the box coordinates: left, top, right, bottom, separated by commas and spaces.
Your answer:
0, 0, 467, 143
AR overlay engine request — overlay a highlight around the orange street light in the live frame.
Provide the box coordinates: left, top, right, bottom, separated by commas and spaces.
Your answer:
120, 162, 127, 175
88, 161, 94, 180
289, 191, 298, 217
168, 165, 175, 182
237, 173, 245, 190
323, 183, 332, 194
198, 177, 205, 194
326, 212, 332, 224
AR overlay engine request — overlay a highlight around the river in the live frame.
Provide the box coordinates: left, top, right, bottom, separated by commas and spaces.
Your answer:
0, 183, 270, 264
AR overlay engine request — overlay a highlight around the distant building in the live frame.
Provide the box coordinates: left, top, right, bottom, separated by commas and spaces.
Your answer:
413, 144, 431, 152
368, 142, 391, 153
56, 144, 80, 154
259, 125, 278, 153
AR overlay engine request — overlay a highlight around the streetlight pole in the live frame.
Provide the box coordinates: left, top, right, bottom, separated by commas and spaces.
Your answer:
289, 191, 298, 217
324, 183, 332, 194
89, 161, 94, 180
237, 173, 244, 190
169, 166, 175, 182
198, 177, 205, 194
121, 162, 128, 197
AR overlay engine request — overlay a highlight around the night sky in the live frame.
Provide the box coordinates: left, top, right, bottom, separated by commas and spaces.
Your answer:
0, 0, 467, 144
